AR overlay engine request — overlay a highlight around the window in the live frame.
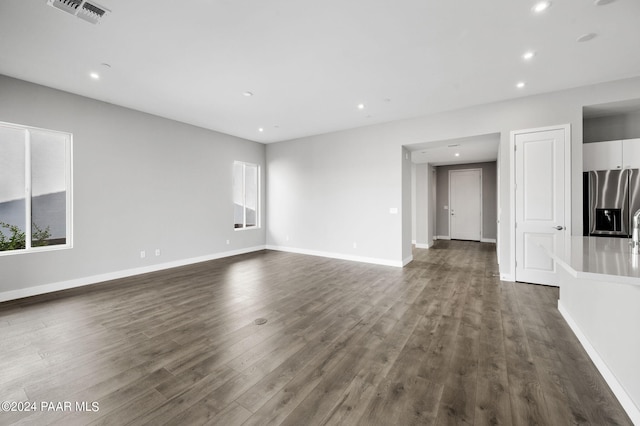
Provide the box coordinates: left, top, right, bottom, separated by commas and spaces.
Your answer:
233, 161, 259, 229
0, 122, 72, 254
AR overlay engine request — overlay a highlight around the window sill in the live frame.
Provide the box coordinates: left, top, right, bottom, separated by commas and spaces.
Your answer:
0, 243, 72, 257
234, 226, 261, 232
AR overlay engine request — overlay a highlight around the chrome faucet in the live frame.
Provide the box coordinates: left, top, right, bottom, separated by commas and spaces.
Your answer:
632, 209, 640, 255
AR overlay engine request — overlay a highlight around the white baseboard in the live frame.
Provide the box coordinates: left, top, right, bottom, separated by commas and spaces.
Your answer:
265, 245, 404, 268
558, 301, 640, 425
402, 255, 413, 266
415, 242, 432, 249
0, 245, 266, 303
435, 235, 495, 243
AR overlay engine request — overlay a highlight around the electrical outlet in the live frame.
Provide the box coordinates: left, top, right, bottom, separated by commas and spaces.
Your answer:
140, 250, 146, 259
286, 235, 290, 241
353, 242, 357, 249
155, 248, 161, 256
226, 240, 230, 245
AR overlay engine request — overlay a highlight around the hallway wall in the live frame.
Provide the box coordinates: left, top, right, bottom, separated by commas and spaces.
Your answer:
435, 162, 497, 240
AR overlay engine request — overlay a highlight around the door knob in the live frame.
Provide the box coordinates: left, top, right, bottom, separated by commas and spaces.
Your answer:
554, 225, 564, 230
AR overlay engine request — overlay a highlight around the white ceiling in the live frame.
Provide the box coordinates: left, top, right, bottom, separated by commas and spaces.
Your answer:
1, 0, 639, 144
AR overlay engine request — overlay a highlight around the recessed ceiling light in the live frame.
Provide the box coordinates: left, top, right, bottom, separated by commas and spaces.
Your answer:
90, 72, 100, 80
357, 103, 365, 110
532, 1, 551, 13
516, 81, 526, 89
576, 33, 597, 43
101, 63, 111, 68
523, 51, 536, 60
243, 91, 253, 97
454, 153, 460, 157
258, 127, 264, 132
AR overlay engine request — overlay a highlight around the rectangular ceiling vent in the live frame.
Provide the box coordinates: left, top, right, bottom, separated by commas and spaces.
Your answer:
46, 0, 110, 24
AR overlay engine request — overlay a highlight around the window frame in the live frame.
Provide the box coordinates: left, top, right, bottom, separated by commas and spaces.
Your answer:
0, 121, 73, 256
233, 161, 260, 231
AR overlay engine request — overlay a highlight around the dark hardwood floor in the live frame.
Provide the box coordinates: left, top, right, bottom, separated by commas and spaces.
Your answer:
0, 240, 632, 425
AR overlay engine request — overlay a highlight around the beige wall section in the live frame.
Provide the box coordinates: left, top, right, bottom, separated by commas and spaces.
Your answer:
0, 75, 266, 295
266, 76, 640, 276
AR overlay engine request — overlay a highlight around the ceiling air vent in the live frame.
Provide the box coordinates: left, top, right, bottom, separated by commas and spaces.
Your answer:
47, 0, 110, 24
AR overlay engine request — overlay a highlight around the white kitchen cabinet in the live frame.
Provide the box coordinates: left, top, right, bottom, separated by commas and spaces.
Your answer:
583, 140, 623, 171
622, 138, 640, 169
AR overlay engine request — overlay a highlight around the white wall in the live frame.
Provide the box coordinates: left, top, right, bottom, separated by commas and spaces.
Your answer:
428, 164, 436, 246
0, 75, 266, 298
265, 127, 403, 265
266, 76, 640, 275
401, 147, 412, 263
411, 163, 416, 243
414, 163, 430, 248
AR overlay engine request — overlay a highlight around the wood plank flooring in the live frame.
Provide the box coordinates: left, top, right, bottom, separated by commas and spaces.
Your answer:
0, 240, 632, 425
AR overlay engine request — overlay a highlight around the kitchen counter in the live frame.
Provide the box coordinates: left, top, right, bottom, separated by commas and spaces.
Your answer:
546, 236, 640, 285
544, 236, 640, 424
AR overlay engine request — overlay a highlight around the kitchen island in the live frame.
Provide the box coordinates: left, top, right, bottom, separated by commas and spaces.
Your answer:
545, 236, 640, 425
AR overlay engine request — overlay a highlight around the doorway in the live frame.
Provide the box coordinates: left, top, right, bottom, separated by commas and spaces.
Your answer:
449, 169, 482, 241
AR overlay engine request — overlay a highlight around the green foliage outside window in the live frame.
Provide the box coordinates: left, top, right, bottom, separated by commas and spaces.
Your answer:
0, 222, 51, 251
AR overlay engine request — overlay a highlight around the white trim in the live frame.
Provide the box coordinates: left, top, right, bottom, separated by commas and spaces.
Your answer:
511, 124, 571, 283
266, 245, 404, 268
0, 245, 266, 303
436, 235, 451, 240
558, 301, 640, 425
411, 239, 417, 245
25, 130, 32, 250
67, 132, 74, 249
415, 242, 431, 249
481, 238, 497, 243
448, 168, 482, 241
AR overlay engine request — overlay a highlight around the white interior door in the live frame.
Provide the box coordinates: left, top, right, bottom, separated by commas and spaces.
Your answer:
450, 169, 482, 241
514, 127, 567, 285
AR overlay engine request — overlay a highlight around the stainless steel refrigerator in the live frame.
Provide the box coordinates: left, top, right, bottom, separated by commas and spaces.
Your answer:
584, 168, 640, 237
